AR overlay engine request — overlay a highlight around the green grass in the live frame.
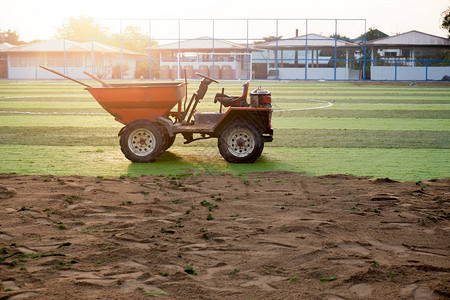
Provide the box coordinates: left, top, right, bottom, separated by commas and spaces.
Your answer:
1, 127, 448, 149
0, 80, 449, 181
0, 145, 447, 181
0, 115, 119, 127
273, 117, 450, 131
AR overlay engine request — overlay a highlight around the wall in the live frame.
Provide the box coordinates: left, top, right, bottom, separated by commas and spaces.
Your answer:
160, 61, 248, 80
7, 60, 137, 80
371, 66, 450, 80
269, 67, 360, 80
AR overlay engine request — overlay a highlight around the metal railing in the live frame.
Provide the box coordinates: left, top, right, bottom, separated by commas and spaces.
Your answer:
1, 18, 448, 81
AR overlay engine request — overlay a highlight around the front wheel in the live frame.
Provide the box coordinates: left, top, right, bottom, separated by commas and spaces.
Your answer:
218, 120, 264, 163
120, 120, 165, 163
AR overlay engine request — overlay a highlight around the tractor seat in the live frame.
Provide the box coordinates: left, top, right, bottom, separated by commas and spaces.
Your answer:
214, 81, 249, 107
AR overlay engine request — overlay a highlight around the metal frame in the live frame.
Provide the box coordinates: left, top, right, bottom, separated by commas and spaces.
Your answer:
2, 18, 448, 81
75, 18, 369, 81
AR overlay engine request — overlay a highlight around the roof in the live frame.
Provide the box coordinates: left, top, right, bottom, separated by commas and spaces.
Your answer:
367, 30, 450, 47
257, 33, 359, 49
0, 43, 14, 50
0, 39, 145, 56
153, 36, 252, 51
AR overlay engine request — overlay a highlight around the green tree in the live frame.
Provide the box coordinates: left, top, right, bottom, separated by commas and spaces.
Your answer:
358, 27, 388, 41
0, 29, 25, 45
106, 25, 159, 79
56, 16, 108, 40
108, 25, 154, 53
329, 34, 350, 40
441, 7, 450, 37
353, 28, 389, 79
254, 36, 283, 44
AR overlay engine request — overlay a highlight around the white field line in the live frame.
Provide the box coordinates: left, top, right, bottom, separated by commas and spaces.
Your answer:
273, 99, 333, 112
2, 100, 447, 116
1, 95, 89, 98
0, 111, 109, 115
329, 103, 450, 106
274, 102, 450, 106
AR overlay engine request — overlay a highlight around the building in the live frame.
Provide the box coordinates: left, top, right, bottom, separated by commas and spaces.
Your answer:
367, 30, 450, 80
255, 33, 362, 80
152, 37, 254, 80
0, 39, 146, 79
0, 43, 14, 78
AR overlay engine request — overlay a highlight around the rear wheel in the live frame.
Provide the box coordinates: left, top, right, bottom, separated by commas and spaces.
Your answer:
218, 120, 264, 163
120, 120, 165, 163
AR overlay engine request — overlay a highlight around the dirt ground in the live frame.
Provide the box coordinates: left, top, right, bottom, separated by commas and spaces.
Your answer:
0, 171, 448, 300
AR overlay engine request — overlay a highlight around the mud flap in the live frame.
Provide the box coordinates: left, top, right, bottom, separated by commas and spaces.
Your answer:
118, 126, 127, 136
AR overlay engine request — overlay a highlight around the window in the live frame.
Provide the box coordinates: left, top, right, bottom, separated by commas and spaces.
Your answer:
282, 50, 296, 66
384, 51, 397, 57
85, 55, 110, 68
66, 54, 83, 67
47, 54, 64, 67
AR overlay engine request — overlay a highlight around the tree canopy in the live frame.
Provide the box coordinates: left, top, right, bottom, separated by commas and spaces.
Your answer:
54, 16, 157, 52
108, 25, 156, 53
358, 27, 388, 41
56, 16, 108, 41
0, 29, 25, 45
441, 7, 450, 37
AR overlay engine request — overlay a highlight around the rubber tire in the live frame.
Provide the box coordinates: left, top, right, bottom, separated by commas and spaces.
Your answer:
165, 134, 176, 150
120, 120, 166, 163
218, 120, 264, 163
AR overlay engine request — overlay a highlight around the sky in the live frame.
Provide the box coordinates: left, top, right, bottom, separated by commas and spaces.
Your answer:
0, 0, 448, 42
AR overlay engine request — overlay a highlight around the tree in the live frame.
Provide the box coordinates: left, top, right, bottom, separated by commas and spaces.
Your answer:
0, 29, 25, 45
357, 27, 388, 41
254, 36, 283, 44
56, 16, 108, 40
106, 25, 159, 78
108, 25, 154, 53
441, 7, 450, 37
329, 34, 350, 40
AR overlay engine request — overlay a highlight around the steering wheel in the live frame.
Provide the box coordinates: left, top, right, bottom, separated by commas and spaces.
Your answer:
195, 73, 219, 83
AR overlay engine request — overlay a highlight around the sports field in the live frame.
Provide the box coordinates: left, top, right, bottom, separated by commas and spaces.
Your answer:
0, 80, 449, 181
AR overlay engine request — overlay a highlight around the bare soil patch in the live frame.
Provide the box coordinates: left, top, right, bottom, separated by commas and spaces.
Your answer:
0, 172, 448, 299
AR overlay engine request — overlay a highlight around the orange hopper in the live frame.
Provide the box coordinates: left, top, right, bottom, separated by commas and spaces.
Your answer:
86, 83, 186, 125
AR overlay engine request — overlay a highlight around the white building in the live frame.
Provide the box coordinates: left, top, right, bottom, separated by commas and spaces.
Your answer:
152, 37, 253, 80
0, 43, 14, 78
255, 33, 361, 80
367, 30, 450, 81
0, 39, 145, 79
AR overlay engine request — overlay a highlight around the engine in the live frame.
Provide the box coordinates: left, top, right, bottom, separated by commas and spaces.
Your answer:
250, 87, 271, 108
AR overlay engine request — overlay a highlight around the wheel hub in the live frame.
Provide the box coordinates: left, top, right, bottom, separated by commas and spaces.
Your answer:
128, 128, 156, 156
235, 137, 246, 147
227, 128, 255, 158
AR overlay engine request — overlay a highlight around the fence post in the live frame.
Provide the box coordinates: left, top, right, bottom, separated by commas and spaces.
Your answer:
394, 59, 397, 81
334, 19, 337, 81
425, 60, 428, 81
149, 20, 153, 80
275, 19, 279, 80
120, 19, 123, 80
91, 21, 95, 76
63, 37, 66, 76
246, 19, 249, 80
305, 19, 308, 80
212, 19, 215, 79
177, 19, 181, 80
363, 20, 367, 80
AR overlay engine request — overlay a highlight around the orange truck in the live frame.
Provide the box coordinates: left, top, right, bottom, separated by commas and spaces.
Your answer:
41, 66, 273, 163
